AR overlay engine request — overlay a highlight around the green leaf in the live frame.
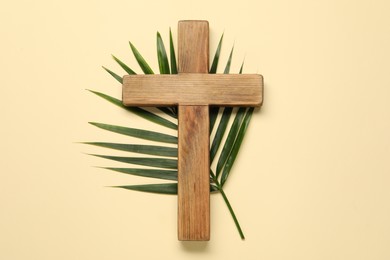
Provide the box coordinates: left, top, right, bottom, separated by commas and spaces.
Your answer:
224, 46, 234, 74
209, 35, 227, 133
102, 66, 122, 84
157, 32, 170, 74
156, 107, 177, 119
87, 90, 177, 130
112, 53, 174, 119
169, 28, 178, 116
216, 107, 246, 177
239, 60, 245, 74
89, 122, 177, 144
104, 168, 177, 181
129, 42, 154, 74
217, 186, 245, 239
82, 142, 177, 157
111, 55, 136, 75
211, 45, 238, 169
209, 107, 219, 134
169, 28, 178, 74
221, 108, 254, 186
90, 154, 177, 169
209, 33, 224, 74
210, 107, 232, 162
210, 185, 219, 192
114, 183, 178, 194
114, 183, 218, 195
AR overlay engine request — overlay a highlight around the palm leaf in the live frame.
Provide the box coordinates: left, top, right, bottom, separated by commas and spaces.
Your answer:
157, 32, 170, 74
110, 53, 176, 120
83, 142, 177, 157
102, 66, 123, 84
239, 59, 244, 74
129, 34, 175, 119
223, 46, 234, 74
216, 107, 246, 177
169, 28, 178, 74
209, 34, 224, 132
221, 108, 254, 186
88, 90, 177, 130
104, 168, 177, 181
114, 183, 178, 194
157, 107, 177, 119
129, 42, 154, 74
111, 55, 136, 75
90, 154, 177, 169
168, 28, 178, 115
114, 183, 219, 195
210, 46, 236, 161
210, 107, 232, 162
89, 122, 177, 144
209, 33, 224, 74
209, 107, 219, 134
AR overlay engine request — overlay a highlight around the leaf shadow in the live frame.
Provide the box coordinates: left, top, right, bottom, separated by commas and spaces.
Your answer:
180, 241, 210, 252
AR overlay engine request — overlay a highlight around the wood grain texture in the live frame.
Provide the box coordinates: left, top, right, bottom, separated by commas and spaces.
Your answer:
178, 105, 210, 241
178, 20, 210, 241
178, 21, 209, 73
122, 74, 263, 106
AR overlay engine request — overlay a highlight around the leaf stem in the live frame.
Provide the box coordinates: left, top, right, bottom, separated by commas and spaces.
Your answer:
218, 186, 245, 240
211, 172, 245, 240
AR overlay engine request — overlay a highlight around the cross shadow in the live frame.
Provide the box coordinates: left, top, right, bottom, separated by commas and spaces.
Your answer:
180, 241, 209, 252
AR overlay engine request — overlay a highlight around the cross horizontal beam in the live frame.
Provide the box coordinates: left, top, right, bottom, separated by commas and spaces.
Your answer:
122, 74, 263, 107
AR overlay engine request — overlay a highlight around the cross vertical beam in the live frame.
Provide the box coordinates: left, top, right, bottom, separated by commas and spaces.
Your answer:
177, 21, 210, 241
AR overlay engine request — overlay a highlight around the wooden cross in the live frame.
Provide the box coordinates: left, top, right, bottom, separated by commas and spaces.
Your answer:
122, 20, 263, 241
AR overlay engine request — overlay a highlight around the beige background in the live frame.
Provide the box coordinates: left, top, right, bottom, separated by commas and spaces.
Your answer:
1, 0, 389, 259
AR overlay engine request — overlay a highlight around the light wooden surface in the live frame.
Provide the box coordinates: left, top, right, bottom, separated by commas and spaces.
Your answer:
177, 20, 210, 241
122, 74, 263, 106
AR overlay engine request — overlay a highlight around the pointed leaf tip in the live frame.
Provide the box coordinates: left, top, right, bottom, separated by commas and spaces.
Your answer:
88, 154, 178, 169
88, 122, 177, 144
224, 46, 235, 74
157, 31, 170, 74
88, 91, 177, 130
104, 167, 178, 181
129, 41, 154, 74
102, 66, 123, 84
112, 183, 178, 195
83, 142, 177, 157
111, 55, 136, 75
209, 33, 224, 74
169, 28, 178, 74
